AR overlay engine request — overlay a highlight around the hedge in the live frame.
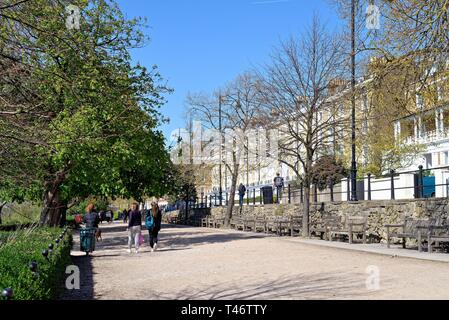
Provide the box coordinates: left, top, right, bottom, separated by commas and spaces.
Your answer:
0, 227, 73, 300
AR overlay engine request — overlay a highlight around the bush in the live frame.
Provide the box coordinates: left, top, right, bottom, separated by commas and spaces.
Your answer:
0, 227, 73, 300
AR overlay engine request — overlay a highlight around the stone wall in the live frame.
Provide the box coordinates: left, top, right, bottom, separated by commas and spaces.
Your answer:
210, 198, 449, 240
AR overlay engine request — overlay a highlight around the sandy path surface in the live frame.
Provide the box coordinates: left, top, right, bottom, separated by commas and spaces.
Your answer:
62, 222, 449, 300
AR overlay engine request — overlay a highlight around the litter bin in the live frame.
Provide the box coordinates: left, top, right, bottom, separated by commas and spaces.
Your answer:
80, 228, 96, 256
261, 186, 274, 204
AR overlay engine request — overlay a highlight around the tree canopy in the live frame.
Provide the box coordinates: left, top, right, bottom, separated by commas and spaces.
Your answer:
0, 0, 175, 226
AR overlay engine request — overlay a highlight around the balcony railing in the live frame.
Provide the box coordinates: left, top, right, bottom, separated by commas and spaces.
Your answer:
403, 128, 449, 145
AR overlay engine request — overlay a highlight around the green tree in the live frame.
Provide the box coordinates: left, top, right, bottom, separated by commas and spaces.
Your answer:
311, 156, 348, 191
0, 0, 175, 226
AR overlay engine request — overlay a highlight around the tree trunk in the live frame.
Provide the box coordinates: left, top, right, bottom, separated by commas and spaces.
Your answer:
39, 168, 68, 227
0, 202, 5, 225
40, 187, 67, 227
302, 159, 312, 238
59, 203, 68, 228
302, 185, 310, 237
225, 172, 238, 227
225, 159, 239, 227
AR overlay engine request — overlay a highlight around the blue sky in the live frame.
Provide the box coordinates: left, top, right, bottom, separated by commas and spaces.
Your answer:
115, 0, 344, 145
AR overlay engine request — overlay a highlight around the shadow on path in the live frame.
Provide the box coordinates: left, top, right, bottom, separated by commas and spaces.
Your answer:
95, 224, 270, 252
149, 271, 371, 300
161, 231, 268, 250
60, 232, 95, 300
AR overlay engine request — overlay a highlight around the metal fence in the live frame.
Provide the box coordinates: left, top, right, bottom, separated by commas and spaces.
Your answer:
188, 165, 449, 209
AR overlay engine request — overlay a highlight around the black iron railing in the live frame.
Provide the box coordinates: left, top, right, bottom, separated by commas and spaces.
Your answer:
189, 165, 449, 209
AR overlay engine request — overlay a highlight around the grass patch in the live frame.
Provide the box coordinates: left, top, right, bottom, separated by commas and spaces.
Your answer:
1, 202, 41, 226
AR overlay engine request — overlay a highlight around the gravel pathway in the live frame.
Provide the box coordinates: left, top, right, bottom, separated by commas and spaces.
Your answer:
61, 222, 449, 300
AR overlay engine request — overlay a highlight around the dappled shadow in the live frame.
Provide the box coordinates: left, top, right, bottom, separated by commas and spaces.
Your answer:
92, 229, 267, 252
160, 230, 270, 250
96, 224, 128, 234
94, 223, 190, 235
95, 224, 273, 252
95, 235, 128, 251
149, 272, 375, 300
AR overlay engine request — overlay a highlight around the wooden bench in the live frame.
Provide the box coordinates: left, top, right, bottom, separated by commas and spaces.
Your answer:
266, 217, 290, 236
201, 217, 210, 228
207, 216, 215, 228
310, 221, 326, 239
230, 216, 239, 229
243, 216, 257, 232
427, 225, 449, 253
254, 216, 267, 233
417, 223, 449, 253
385, 217, 431, 249
327, 215, 368, 244
310, 210, 334, 239
213, 217, 225, 228
288, 216, 302, 237
265, 216, 277, 234
233, 216, 245, 231
204, 216, 223, 228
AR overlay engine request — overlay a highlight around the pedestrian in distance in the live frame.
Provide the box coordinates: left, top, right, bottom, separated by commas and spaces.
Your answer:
273, 173, 285, 204
127, 203, 142, 254
146, 202, 162, 252
81, 203, 101, 254
238, 183, 246, 212
123, 208, 129, 223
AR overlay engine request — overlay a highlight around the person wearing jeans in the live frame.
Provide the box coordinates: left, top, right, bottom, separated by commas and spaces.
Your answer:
238, 183, 246, 212
127, 203, 142, 253
147, 202, 162, 252
273, 173, 284, 204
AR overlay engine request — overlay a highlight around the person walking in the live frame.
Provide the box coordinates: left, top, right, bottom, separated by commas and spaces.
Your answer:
127, 203, 142, 254
273, 173, 285, 204
81, 204, 100, 255
238, 183, 246, 212
123, 208, 129, 223
83, 204, 100, 229
146, 202, 162, 252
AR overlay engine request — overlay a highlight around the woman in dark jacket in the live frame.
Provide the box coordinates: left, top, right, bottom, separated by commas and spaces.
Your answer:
147, 202, 162, 252
127, 203, 142, 254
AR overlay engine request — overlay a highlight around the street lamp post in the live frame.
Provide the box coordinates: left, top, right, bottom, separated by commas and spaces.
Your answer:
219, 94, 223, 206
350, 0, 358, 201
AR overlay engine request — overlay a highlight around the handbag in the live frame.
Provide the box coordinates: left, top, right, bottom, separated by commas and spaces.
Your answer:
139, 233, 145, 245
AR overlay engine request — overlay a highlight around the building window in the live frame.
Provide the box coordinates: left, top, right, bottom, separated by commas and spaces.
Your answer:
425, 154, 432, 169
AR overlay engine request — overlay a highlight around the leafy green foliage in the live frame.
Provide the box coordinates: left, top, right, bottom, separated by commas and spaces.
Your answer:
171, 166, 197, 202
0, 0, 177, 225
0, 228, 72, 300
